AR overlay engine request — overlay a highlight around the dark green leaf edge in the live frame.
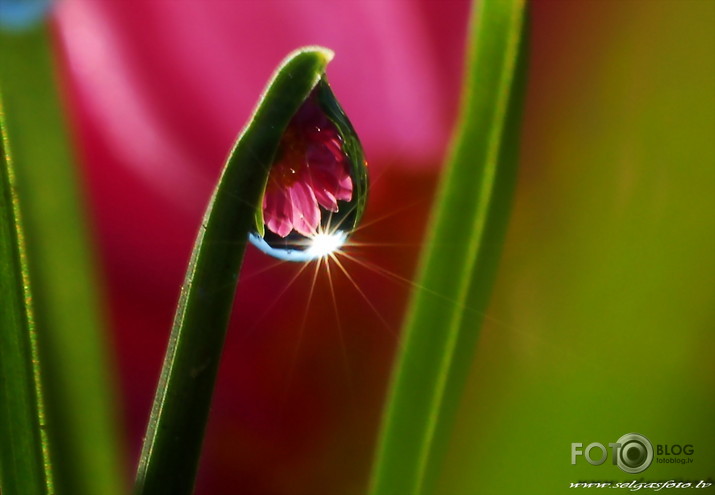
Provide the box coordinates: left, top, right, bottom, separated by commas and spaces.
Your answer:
1, 25, 125, 495
369, 1, 529, 494
134, 46, 334, 495
315, 78, 368, 232
0, 94, 54, 495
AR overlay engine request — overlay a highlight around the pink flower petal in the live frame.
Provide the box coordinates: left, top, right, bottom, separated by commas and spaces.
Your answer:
323, 138, 345, 163
312, 187, 339, 213
336, 173, 353, 200
306, 143, 340, 170
306, 161, 352, 205
309, 158, 353, 202
263, 187, 293, 237
288, 181, 320, 237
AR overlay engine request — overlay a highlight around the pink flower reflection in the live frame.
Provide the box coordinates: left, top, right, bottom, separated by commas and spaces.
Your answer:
263, 91, 353, 238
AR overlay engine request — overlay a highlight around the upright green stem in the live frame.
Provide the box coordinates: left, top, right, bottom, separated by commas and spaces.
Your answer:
134, 47, 334, 495
369, 1, 529, 493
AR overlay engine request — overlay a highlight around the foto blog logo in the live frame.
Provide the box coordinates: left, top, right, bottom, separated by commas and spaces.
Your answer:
571, 433, 654, 474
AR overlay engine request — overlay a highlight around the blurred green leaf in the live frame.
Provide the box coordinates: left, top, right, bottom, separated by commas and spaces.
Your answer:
0, 94, 53, 495
438, 1, 715, 493
369, 0, 528, 493
134, 47, 334, 495
0, 26, 125, 495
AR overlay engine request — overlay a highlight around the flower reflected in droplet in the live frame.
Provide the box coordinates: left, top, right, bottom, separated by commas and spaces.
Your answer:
263, 89, 353, 238
249, 78, 368, 262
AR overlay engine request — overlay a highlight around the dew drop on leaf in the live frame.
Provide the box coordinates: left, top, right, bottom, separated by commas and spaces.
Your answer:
248, 78, 368, 262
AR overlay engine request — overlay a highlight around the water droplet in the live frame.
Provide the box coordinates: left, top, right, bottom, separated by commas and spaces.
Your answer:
249, 78, 368, 262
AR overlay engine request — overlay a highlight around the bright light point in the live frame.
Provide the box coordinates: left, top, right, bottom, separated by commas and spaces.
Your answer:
307, 231, 347, 258
248, 230, 347, 262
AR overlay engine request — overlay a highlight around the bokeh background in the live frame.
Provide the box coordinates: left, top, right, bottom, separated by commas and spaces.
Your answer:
7, 0, 714, 493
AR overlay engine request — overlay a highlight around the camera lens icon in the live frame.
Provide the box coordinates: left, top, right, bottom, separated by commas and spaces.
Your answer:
616, 433, 653, 474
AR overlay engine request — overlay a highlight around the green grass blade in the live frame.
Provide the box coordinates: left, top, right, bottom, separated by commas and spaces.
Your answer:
0, 26, 125, 495
369, 1, 529, 493
0, 95, 54, 495
134, 46, 334, 495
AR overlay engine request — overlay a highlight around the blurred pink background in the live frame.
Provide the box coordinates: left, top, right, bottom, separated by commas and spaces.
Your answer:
53, 1, 471, 493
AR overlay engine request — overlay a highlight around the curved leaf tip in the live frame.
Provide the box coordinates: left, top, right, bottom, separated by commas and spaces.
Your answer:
252, 45, 335, 236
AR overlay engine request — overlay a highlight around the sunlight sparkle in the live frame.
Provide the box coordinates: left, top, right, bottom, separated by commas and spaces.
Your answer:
307, 231, 347, 258
248, 228, 347, 262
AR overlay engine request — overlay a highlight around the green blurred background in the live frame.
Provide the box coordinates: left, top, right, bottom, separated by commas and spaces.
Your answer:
439, 1, 715, 493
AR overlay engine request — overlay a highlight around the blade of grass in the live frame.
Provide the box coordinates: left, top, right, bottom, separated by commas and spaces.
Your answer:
369, 1, 529, 494
0, 94, 54, 495
134, 47, 334, 495
0, 25, 125, 495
